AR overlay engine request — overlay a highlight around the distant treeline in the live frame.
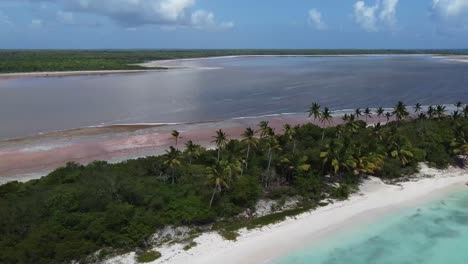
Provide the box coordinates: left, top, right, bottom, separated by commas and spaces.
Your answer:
1, 49, 467, 73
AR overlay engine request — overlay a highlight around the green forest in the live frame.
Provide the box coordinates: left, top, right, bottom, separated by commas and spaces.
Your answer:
1, 49, 467, 73
0, 101, 467, 263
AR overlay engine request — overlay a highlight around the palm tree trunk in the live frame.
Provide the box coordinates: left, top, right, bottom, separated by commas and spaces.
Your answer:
209, 186, 217, 208
245, 144, 250, 169
189, 156, 192, 165
171, 167, 175, 184
293, 140, 297, 154
217, 148, 221, 161
321, 129, 325, 142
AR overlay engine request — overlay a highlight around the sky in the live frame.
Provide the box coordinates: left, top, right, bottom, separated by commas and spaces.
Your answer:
0, 0, 467, 49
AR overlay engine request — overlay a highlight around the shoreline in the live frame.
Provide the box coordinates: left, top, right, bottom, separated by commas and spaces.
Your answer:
0, 69, 168, 80
0, 113, 394, 185
106, 164, 468, 264
3, 53, 466, 80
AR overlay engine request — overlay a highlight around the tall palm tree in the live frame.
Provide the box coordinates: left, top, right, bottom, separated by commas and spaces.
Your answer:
264, 137, 280, 188
355, 108, 363, 120
364, 107, 372, 123
171, 130, 181, 149
308, 102, 322, 123
212, 129, 228, 161
455, 101, 464, 111
392, 101, 409, 122
164, 146, 181, 184
320, 107, 333, 141
184, 140, 201, 165
241, 127, 258, 168
435, 105, 446, 119
207, 160, 240, 208
377, 107, 385, 123
414, 103, 422, 115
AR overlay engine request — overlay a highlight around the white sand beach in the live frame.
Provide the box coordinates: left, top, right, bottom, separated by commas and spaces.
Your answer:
105, 164, 468, 264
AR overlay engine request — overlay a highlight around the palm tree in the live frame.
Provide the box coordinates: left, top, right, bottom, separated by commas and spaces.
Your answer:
184, 140, 201, 165
427, 105, 435, 119
388, 137, 414, 166
264, 137, 280, 188
308, 102, 322, 123
464, 105, 468, 119
320, 140, 356, 177
393, 101, 409, 122
212, 129, 228, 161
364, 107, 372, 123
258, 121, 270, 139
385, 112, 392, 122
164, 146, 181, 184
413, 103, 422, 114
455, 101, 464, 111
435, 105, 446, 119
377, 107, 384, 123
171, 130, 181, 149
241, 127, 258, 168
452, 111, 462, 120
355, 108, 363, 120
342, 114, 350, 123
320, 107, 333, 141
207, 160, 240, 208
283, 124, 297, 154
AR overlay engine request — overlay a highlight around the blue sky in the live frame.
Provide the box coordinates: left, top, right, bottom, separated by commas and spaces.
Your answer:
0, 0, 467, 49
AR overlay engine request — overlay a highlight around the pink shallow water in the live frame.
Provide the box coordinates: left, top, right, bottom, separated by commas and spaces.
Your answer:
0, 114, 386, 183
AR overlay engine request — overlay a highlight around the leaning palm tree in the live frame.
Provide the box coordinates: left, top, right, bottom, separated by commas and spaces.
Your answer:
364, 108, 372, 123
377, 107, 385, 123
320, 107, 333, 141
164, 146, 181, 184
241, 127, 258, 168
392, 101, 409, 122
308, 102, 322, 123
184, 140, 201, 165
207, 161, 238, 208
355, 108, 363, 120
264, 137, 281, 188
171, 130, 181, 149
212, 129, 228, 161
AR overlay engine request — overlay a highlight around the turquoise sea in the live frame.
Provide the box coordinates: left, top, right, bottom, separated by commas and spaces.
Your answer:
277, 190, 468, 264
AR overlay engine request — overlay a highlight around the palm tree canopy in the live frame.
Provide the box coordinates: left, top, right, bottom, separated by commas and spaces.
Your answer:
212, 129, 228, 148
308, 102, 322, 120
393, 101, 409, 121
377, 107, 385, 116
320, 107, 333, 124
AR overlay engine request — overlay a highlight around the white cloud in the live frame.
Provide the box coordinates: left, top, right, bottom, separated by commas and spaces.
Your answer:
353, 0, 399, 32
57, 10, 74, 24
308, 8, 326, 30
191, 10, 234, 30
379, 0, 398, 28
431, 0, 468, 31
58, 0, 232, 30
30, 19, 42, 28
0, 11, 12, 26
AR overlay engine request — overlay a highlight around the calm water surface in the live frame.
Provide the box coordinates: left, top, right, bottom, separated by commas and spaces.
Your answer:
277, 190, 468, 264
1, 55, 467, 139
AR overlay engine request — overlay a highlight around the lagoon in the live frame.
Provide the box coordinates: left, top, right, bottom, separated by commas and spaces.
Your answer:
1, 55, 468, 139
277, 190, 468, 264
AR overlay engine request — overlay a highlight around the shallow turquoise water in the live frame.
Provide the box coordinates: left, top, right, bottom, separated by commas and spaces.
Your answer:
277, 190, 468, 264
